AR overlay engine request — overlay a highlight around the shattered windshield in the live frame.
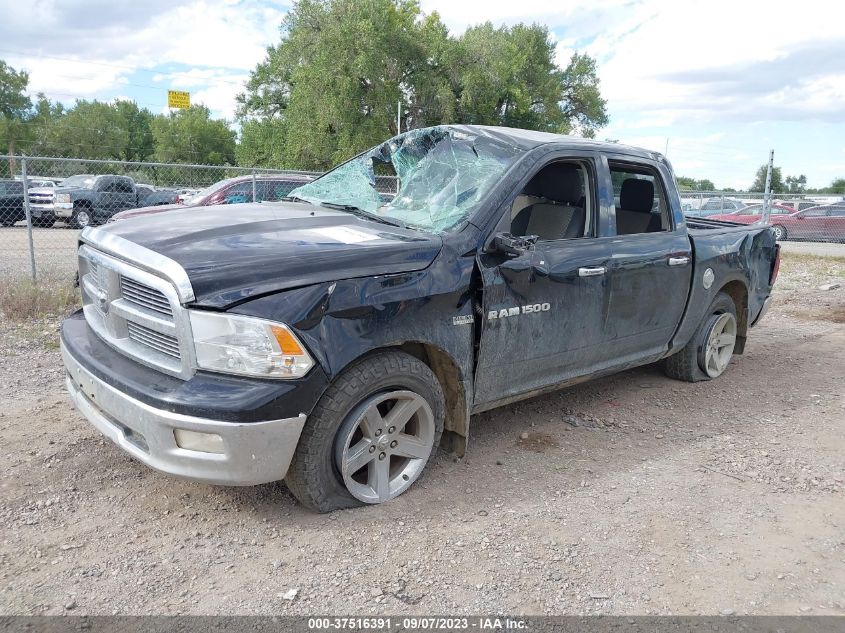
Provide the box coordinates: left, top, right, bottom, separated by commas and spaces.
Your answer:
287, 126, 522, 233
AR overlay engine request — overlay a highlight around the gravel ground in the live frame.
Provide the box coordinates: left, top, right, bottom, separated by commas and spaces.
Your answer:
0, 225, 79, 277
0, 254, 843, 616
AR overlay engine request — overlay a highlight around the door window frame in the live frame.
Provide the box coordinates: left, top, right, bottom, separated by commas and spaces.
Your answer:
605, 157, 678, 236
486, 150, 604, 247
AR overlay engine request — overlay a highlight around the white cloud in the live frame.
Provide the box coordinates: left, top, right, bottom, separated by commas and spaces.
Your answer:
0, 0, 285, 116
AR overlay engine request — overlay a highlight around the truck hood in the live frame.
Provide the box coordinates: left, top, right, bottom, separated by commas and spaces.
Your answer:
54, 186, 92, 196
112, 203, 185, 220
96, 202, 442, 308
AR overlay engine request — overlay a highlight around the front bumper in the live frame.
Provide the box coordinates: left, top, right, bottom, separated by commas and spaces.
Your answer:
55, 202, 73, 217
61, 339, 307, 486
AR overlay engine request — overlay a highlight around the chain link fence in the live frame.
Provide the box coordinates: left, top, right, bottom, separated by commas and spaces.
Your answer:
0, 156, 328, 281
680, 191, 845, 242
1, 154, 843, 285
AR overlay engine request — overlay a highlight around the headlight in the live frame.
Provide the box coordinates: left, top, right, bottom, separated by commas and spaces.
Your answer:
189, 311, 314, 379
56, 193, 71, 203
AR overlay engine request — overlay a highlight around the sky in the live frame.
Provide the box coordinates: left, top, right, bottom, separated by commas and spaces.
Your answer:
0, 0, 843, 189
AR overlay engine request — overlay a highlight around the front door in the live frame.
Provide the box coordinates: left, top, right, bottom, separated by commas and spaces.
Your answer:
474, 239, 614, 406
473, 157, 613, 408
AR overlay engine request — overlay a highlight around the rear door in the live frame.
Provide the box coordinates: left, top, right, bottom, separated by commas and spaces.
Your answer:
596, 158, 693, 364
113, 177, 137, 212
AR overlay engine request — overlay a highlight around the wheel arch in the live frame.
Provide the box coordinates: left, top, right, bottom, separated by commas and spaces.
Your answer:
716, 279, 748, 354
333, 341, 471, 457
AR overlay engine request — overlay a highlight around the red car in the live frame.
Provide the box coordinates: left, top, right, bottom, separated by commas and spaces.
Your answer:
773, 204, 845, 242
110, 173, 314, 221
708, 203, 795, 226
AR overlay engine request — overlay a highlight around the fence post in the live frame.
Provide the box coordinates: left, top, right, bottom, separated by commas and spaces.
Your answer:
761, 149, 774, 225
252, 169, 257, 203
21, 156, 37, 281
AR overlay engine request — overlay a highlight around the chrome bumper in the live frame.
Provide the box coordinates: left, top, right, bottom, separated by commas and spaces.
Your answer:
61, 340, 306, 486
54, 203, 73, 217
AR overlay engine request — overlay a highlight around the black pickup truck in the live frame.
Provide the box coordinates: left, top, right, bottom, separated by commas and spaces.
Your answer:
60, 125, 779, 512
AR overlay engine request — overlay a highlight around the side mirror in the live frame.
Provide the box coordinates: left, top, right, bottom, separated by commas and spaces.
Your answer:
491, 232, 538, 256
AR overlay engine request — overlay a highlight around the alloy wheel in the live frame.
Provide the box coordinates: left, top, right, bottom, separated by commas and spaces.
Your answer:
335, 390, 435, 504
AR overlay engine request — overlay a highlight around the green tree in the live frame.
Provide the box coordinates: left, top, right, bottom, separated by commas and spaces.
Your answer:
784, 174, 807, 194
676, 176, 717, 191
115, 100, 155, 162
827, 178, 845, 194
237, 0, 608, 169
0, 60, 33, 175
236, 118, 287, 167
751, 164, 784, 193
151, 105, 236, 164
20, 93, 64, 157
50, 100, 129, 160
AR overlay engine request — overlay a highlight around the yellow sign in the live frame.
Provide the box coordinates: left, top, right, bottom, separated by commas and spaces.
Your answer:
167, 90, 190, 109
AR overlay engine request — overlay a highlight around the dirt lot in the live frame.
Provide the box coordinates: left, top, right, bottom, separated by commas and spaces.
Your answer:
0, 254, 843, 616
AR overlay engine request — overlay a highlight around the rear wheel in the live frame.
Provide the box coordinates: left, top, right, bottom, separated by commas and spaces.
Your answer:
285, 351, 444, 512
664, 292, 738, 382
771, 224, 787, 241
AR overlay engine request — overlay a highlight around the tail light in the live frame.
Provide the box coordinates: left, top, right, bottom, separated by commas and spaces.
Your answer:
769, 244, 781, 286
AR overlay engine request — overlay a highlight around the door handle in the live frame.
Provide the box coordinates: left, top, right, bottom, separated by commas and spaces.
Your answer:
668, 256, 690, 266
578, 266, 607, 277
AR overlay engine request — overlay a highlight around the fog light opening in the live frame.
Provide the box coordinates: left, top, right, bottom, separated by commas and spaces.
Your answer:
173, 429, 225, 454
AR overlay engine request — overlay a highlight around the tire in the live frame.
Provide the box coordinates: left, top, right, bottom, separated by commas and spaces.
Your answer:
771, 224, 787, 241
285, 351, 445, 513
71, 206, 93, 229
664, 292, 738, 383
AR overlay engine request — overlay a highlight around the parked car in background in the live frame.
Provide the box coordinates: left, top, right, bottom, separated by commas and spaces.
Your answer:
53, 175, 141, 228
0, 179, 25, 226
136, 184, 180, 207
685, 197, 747, 217
27, 181, 60, 227
771, 204, 845, 242
708, 203, 796, 228
109, 174, 315, 222
175, 188, 201, 203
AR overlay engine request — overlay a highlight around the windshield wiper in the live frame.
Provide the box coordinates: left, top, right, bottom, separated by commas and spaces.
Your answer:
318, 202, 408, 229
281, 195, 313, 204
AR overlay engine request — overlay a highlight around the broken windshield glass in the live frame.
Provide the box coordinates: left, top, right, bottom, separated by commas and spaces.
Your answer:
287, 126, 522, 233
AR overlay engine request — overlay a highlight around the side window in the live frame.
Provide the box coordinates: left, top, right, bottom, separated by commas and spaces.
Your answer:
803, 209, 828, 217
221, 182, 253, 204
828, 208, 845, 217
97, 179, 113, 193
610, 163, 671, 235
509, 161, 592, 241
258, 180, 295, 202
115, 179, 134, 194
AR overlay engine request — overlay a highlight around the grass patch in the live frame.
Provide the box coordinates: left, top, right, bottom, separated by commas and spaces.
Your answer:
0, 272, 80, 321
777, 252, 845, 290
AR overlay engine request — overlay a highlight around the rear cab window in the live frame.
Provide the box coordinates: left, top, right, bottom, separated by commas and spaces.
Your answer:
609, 163, 672, 235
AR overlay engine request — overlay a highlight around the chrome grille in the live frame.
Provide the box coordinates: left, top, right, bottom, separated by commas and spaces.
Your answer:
120, 276, 173, 317
126, 322, 181, 359
78, 244, 194, 379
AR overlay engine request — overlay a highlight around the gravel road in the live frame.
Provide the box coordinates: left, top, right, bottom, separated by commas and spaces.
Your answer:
0, 254, 843, 616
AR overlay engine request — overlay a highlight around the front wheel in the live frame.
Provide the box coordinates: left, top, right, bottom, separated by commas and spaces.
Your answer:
71, 207, 93, 229
285, 351, 444, 512
664, 292, 738, 382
